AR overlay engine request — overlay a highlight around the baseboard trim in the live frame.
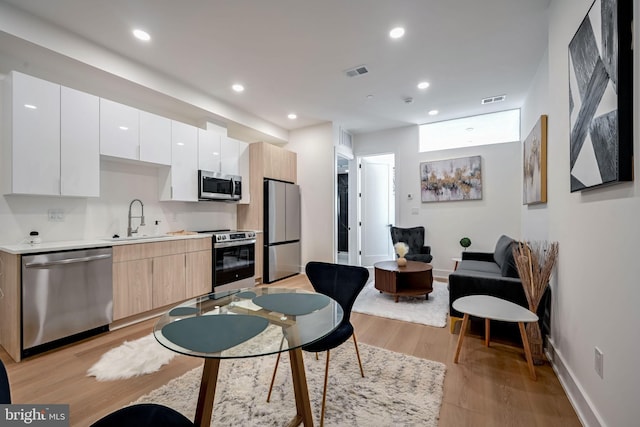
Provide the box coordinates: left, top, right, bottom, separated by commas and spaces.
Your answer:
546, 338, 605, 427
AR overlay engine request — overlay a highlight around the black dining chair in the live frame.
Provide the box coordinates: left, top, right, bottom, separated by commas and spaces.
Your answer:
1, 358, 11, 404
267, 261, 369, 426
90, 404, 195, 427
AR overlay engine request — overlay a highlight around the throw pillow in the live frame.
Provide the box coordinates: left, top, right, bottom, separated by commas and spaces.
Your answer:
493, 235, 514, 268
501, 243, 520, 278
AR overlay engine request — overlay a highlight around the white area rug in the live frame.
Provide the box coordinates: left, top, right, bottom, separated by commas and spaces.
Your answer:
353, 281, 449, 327
87, 334, 176, 381
132, 342, 446, 426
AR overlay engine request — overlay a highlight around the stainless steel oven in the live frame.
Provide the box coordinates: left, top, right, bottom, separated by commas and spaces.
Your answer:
196, 230, 256, 291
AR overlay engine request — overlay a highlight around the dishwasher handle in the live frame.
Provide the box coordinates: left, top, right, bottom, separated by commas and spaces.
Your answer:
24, 253, 112, 268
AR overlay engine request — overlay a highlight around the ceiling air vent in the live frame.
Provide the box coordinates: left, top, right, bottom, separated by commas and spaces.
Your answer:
345, 65, 369, 78
481, 94, 506, 105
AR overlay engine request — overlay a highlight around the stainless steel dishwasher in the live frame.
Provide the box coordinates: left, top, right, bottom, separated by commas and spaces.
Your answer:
22, 247, 113, 356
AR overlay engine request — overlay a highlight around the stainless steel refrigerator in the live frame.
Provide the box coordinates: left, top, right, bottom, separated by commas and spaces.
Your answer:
264, 179, 301, 283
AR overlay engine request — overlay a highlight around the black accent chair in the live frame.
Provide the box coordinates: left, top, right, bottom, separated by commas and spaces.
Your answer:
90, 404, 195, 427
390, 226, 433, 263
267, 261, 369, 427
1, 359, 11, 404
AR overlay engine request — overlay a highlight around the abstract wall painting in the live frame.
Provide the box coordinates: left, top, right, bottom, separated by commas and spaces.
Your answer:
568, 0, 633, 192
420, 156, 482, 203
523, 115, 548, 205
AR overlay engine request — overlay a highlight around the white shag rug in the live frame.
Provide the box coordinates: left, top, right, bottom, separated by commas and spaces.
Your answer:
131, 342, 446, 426
87, 334, 176, 381
353, 281, 449, 327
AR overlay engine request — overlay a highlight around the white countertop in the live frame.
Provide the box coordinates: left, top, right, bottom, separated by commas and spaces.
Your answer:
0, 233, 210, 255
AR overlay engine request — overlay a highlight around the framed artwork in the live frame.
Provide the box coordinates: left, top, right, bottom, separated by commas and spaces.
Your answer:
420, 155, 482, 202
523, 115, 548, 205
568, 0, 633, 192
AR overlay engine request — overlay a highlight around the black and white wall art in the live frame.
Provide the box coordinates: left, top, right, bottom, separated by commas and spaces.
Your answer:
568, 0, 633, 192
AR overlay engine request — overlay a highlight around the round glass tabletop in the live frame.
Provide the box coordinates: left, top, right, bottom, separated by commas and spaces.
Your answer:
154, 287, 344, 359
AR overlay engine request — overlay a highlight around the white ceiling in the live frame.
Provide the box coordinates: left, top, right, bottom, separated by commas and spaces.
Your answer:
0, 0, 549, 137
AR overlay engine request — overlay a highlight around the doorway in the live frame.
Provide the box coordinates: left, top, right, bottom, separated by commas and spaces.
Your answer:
358, 154, 395, 267
336, 155, 350, 265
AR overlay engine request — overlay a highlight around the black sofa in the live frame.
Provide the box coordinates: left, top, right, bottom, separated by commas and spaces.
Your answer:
448, 235, 550, 338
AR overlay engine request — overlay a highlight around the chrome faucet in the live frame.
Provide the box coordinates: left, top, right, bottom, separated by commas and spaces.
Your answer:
127, 199, 145, 237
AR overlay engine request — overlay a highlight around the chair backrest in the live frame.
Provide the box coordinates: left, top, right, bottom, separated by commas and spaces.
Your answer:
390, 226, 425, 254
0, 358, 11, 404
305, 262, 369, 324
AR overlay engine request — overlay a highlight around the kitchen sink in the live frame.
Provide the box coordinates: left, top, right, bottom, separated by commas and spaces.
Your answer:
102, 234, 173, 242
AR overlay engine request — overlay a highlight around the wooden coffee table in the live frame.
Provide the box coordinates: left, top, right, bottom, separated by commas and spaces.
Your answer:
373, 260, 433, 302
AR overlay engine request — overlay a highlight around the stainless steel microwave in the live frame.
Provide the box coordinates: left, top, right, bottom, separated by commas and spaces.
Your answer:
198, 170, 242, 201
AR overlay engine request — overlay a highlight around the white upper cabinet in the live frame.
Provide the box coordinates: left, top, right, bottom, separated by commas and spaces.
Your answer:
220, 136, 240, 175
99, 98, 139, 160
3, 72, 99, 197
160, 121, 198, 201
140, 110, 171, 165
60, 86, 100, 197
4, 71, 61, 196
197, 128, 221, 172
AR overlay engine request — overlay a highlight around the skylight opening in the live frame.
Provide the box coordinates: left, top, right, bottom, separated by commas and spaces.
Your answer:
419, 109, 520, 152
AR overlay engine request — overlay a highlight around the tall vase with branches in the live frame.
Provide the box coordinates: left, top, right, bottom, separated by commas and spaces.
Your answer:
513, 240, 558, 364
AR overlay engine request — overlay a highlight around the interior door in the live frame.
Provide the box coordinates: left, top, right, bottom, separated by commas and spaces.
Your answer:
359, 154, 395, 266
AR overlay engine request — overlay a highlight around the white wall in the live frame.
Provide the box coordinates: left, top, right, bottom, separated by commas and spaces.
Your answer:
286, 122, 335, 266
533, 1, 640, 426
354, 125, 522, 277
0, 158, 237, 244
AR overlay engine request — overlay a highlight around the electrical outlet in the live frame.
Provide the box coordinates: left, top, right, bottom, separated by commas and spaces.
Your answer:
47, 209, 65, 222
594, 347, 604, 378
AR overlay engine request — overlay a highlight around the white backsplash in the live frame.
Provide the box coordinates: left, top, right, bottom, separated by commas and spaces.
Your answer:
0, 159, 236, 245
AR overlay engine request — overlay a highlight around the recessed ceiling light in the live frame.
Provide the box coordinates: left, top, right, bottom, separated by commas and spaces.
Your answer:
119, 126, 129, 130
176, 142, 185, 146
417, 82, 430, 90
287, 113, 297, 120
232, 84, 245, 92
466, 127, 474, 132
389, 27, 405, 39
132, 29, 151, 42
366, 94, 374, 99
24, 104, 37, 109
428, 110, 439, 116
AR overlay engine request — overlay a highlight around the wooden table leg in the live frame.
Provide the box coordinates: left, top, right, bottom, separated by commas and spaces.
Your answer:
454, 314, 470, 363
518, 322, 537, 380
287, 348, 314, 427
485, 318, 490, 347
194, 358, 221, 427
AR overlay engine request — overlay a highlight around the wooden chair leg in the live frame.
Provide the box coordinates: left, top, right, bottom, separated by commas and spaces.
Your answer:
352, 332, 365, 377
320, 350, 331, 427
266, 351, 282, 403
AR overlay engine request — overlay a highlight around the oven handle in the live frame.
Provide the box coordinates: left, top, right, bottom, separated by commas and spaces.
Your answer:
214, 239, 256, 248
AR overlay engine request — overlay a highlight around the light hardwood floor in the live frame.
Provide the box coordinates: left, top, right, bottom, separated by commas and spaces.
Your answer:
0, 274, 581, 426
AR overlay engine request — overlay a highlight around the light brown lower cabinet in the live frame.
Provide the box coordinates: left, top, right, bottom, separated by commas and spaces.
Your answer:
112, 258, 153, 320
186, 250, 212, 298
112, 238, 212, 321
152, 254, 186, 308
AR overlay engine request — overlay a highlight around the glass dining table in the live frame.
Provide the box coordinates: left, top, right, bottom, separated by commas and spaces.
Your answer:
153, 287, 344, 427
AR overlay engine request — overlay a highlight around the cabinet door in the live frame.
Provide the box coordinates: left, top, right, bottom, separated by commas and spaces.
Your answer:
237, 141, 251, 204
10, 71, 60, 195
169, 121, 199, 201
186, 250, 212, 298
112, 259, 153, 320
140, 110, 171, 165
152, 254, 186, 308
61, 86, 100, 197
198, 128, 221, 172
220, 136, 239, 175
100, 98, 139, 160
